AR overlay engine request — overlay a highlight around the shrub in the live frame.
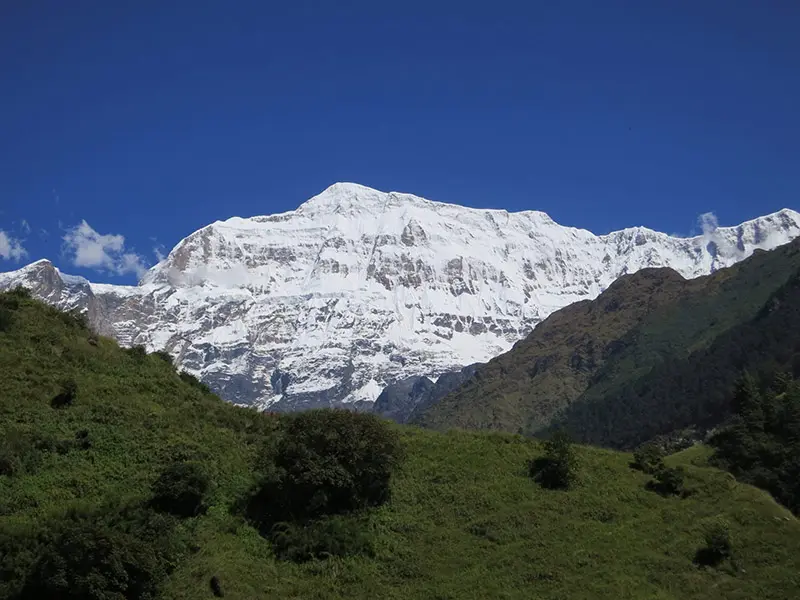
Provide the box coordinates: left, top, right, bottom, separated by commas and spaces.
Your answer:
0, 307, 12, 332
60, 308, 89, 331
694, 518, 733, 567
153, 350, 173, 366
9, 286, 31, 299
631, 442, 665, 474
51, 379, 78, 409
0, 448, 19, 477
269, 409, 404, 520
150, 462, 211, 517
75, 429, 93, 450
127, 345, 148, 360
269, 516, 374, 563
19, 520, 166, 600
529, 430, 578, 490
179, 371, 212, 394
647, 466, 686, 497
0, 430, 48, 476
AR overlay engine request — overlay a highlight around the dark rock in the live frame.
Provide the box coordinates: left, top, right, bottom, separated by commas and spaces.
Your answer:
210, 575, 224, 597
374, 363, 481, 424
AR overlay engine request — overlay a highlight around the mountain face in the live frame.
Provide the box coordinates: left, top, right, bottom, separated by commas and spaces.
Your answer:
373, 364, 480, 424
1, 183, 799, 411
416, 238, 800, 446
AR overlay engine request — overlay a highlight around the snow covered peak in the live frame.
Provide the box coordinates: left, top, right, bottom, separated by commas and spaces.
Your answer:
2, 184, 800, 412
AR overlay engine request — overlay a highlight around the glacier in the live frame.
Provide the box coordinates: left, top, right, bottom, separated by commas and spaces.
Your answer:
2, 182, 799, 411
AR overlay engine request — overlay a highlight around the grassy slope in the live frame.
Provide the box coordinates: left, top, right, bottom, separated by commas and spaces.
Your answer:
419, 240, 800, 436
2, 294, 800, 599
163, 429, 800, 600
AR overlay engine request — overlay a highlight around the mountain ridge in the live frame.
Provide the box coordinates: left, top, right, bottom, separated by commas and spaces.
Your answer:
416, 236, 800, 442
2, 183, 799, 411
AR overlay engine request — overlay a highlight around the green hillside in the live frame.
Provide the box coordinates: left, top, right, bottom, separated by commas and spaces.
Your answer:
555, 264, 800, 449
416, 240, 800, 441
2, 289, 800, 599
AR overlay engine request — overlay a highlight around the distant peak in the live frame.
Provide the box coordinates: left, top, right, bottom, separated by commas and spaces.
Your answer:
22, 258, 55, 270
298, 182, 389, 214
324, 182, 383, 195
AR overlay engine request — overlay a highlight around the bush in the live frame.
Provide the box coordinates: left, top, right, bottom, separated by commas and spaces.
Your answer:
0, 307, 12, 332
19, 520, 166, 599
529, 430, 578, 490
647, 466, 686, 497
127, 345, 148, 360
60, 308, 89, 331
51, 379, 78, 409
0, 430, 48, 477
694, 518, 733, 567
153, 350, 173, 366
631, 442, 665, 474
269, 516, 374, 563
269, 409, 403, 520
150, 462, 211, 517
75, 429, 93, 450
8, 286, 31, 299
0, 448, 19, 477
179, 371, 212, 394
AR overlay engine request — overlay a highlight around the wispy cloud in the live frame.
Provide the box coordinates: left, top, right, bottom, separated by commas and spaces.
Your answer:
698, 212, 719, 237
153, 244, 166, 262
62, 220, 147, 277
0, 230, 28, 262
19, 219, 31, 235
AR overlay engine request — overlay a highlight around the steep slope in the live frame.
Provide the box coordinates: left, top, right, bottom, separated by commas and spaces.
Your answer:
555, 256, 800, 449
373, 364, 480, 423
417, 238, 800, 435
2, 292, 800, 600
2, 183, 799, 411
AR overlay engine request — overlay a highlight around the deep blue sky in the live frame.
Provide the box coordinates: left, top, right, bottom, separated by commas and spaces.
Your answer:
1, 1, 798, 283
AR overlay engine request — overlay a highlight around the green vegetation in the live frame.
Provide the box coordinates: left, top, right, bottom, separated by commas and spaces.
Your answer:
2, 290, 800, 599
709, 372, 800, 515
244, 409, 404, 562
631, 442, 666, 475
528, 430, 578, 490
695, 518, 735, 569
556, 264, 800, 449
150, 462, 211, 517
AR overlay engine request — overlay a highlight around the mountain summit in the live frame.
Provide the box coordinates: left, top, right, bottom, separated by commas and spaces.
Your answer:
2, 184, 799, 410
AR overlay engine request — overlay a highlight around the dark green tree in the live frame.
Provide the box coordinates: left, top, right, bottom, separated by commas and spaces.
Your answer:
694, 518, 733, 567
150, 462, 210, 517
529, 430, 578, 490
732, 372, 764, 432
270, 409, 404, 519
19, 520, 165, 600
648, 466, 686, 497
631, 442, 665, 474
51, 379, 78, 409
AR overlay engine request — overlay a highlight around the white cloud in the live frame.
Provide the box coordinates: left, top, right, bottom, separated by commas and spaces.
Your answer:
698, 212, 719, 236
62, 220, 147, 277
0, 231, 28, 262
153, 245, 166, 262
19, 219, 31, 235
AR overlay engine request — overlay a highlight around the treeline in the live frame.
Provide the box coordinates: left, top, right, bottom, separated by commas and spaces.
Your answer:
552, 268, 800, 449
709, 373, 800, 515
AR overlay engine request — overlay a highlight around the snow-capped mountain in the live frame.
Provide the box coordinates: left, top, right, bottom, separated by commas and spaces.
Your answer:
2, 183, 799, 411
